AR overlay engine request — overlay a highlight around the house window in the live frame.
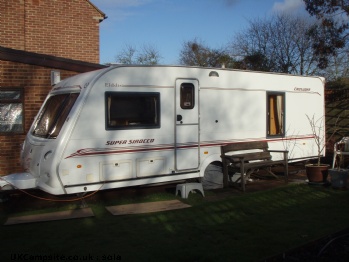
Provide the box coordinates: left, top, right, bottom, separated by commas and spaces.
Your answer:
0, 88, 24, 134
267, 92, 285, 137
180, 83, 195, 109
106, 92, 160, 130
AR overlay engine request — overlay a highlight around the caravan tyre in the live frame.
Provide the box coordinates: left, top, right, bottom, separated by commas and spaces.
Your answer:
202, 162, 223, 190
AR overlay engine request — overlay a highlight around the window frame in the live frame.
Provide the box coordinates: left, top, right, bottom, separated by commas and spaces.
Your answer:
266, 92, 285, 138
105, 91, 161, 130
0, 87, 25, 135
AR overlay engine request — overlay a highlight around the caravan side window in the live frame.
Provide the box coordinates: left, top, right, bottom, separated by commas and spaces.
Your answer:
106, 92, 160, 130
267, 92, 285, 137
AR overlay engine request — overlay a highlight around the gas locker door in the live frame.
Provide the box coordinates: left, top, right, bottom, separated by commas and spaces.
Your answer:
175, 79, 200, 171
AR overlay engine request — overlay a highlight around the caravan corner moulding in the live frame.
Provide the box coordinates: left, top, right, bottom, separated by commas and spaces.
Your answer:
0, 65, 325, 195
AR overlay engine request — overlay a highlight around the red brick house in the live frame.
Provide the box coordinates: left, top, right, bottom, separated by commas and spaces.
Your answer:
0, 0, 107, 176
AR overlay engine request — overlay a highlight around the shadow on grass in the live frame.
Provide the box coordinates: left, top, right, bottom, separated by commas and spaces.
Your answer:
0, 184, 348, 261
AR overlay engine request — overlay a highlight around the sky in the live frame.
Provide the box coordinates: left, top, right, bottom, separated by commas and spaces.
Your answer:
89, 0, 309, 65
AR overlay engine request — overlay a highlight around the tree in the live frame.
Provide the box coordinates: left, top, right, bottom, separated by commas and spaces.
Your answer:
230, 18, 277, 71
115, 44, 137, 64
238, 52, 275, 71
179, 38, 235, 68
303, 0, 349, 69
136, 44, 162, 65
318, 50, 349, 80
115, 44, 162, 65
230, 13, 319, 75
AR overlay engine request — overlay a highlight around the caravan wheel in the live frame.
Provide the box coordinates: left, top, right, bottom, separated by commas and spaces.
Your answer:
202, 162, 223, 190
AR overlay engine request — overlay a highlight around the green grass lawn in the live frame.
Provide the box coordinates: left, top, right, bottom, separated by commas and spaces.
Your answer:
1, 184, 348, 261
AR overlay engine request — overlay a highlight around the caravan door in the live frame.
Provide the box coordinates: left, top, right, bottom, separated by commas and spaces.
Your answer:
175, 79, 200, 171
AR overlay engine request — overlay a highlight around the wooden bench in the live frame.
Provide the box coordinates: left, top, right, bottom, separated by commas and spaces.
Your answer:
221, 141, 289, 192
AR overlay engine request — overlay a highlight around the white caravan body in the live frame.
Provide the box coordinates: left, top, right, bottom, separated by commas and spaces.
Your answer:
0, 66, 325, 195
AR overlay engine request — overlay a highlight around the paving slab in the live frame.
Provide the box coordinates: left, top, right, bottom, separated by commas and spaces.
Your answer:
4, 208, 94, 225
106, 200, 191, 215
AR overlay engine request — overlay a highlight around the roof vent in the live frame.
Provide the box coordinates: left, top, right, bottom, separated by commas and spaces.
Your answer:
209, 71, 219, 77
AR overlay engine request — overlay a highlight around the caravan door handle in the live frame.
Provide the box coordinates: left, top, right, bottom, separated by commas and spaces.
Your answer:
177, 115, 183, 121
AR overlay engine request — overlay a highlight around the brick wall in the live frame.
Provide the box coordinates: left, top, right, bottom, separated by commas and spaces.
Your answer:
0, 0, 103, 63
1, 0, 26, 50
0, 0, 105, 176
0, 60, 78, 175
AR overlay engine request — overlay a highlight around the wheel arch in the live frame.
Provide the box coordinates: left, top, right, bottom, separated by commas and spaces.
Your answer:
199, 153, 222, 178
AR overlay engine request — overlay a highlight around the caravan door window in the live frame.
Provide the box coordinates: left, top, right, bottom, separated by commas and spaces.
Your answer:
106, 92, 160, 129
32, 93, 79, 138
267, 92, 285, 137
180, 83, 195, 109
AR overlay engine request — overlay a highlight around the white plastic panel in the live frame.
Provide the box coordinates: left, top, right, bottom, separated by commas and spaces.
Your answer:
137, 158, 166, 177
100, 160, 132, 181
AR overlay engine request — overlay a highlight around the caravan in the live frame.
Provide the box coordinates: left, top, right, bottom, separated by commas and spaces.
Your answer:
0, 65, 325, 195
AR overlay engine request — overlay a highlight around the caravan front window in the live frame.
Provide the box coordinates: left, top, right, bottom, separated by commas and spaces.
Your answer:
106, 92, 160, 129
32, 93, 79, 138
